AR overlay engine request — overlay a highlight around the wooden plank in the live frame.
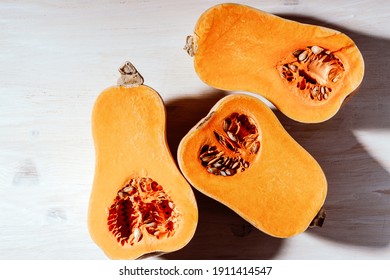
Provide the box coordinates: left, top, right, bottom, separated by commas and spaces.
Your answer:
0, 0, 389, 259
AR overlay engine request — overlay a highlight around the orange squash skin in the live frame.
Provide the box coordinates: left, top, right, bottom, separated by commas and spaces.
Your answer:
89, 84, 198, 259
188, 3, 365, 123
178, 94, 327, 238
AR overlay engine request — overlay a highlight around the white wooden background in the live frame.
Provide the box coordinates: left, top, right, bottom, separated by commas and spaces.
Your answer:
0, 0, 389, 260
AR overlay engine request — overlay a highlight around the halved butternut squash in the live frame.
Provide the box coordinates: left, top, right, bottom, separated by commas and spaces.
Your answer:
88, 62, 198, 259
178, 94, 327, 237
185, 3, 364, 123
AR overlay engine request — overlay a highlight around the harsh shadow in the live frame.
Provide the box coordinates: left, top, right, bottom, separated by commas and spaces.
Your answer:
165, 89, 227, 159
163, 90, 284, 259
163, 189, 283, 260
274, 15, 390, 248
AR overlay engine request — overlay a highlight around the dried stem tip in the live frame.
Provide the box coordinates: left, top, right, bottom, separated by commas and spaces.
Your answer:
117, 61, 144, 87
184, 35, 197, 57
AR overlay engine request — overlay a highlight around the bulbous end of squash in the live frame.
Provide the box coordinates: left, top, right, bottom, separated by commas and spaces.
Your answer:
88, 63, 198, 259
187, 3, 365, 123
178, 94, 327, 238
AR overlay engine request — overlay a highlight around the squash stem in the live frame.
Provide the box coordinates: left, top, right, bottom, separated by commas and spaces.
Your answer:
309, 207, 326, 228
184, 35, 197, 57
117, 61, 144, 87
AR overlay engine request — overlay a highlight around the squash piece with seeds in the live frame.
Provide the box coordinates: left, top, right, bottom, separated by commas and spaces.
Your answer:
88, 62, 198, 259
178, 94, 327, 238
184, 3, 364, 123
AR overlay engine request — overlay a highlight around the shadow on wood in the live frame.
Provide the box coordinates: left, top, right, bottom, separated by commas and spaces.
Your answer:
163, 19, 390, 259
274, 15, 390, 248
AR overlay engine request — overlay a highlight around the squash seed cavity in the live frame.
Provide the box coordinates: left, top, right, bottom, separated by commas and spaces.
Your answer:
278, 46, 345, 101
107, 177, 179, 246
199, 113, 261, 176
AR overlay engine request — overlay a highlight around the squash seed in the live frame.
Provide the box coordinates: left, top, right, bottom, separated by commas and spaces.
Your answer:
311, 45, 323, 55
227, 131, 237, 142
298, 50, 308, 62
123, 186, 133, 193
288, 63, 298, 72
133, 228, 142, 243
251, 141, 260, 154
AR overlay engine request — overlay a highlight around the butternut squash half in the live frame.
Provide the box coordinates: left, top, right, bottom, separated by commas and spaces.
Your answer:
185, 3, 365, 123
177, 94, 327, 238
88, 62, 198, 259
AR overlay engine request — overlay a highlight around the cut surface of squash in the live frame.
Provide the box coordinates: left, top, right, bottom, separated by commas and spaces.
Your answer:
185, 3, 365, 123
178, 94, 327, 238
88, 62, 198, 259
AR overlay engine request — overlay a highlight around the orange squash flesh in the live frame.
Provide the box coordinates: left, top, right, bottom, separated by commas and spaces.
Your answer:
88, 63, 198, 259
178, 94, 327, 238
187, 3, 365, 123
